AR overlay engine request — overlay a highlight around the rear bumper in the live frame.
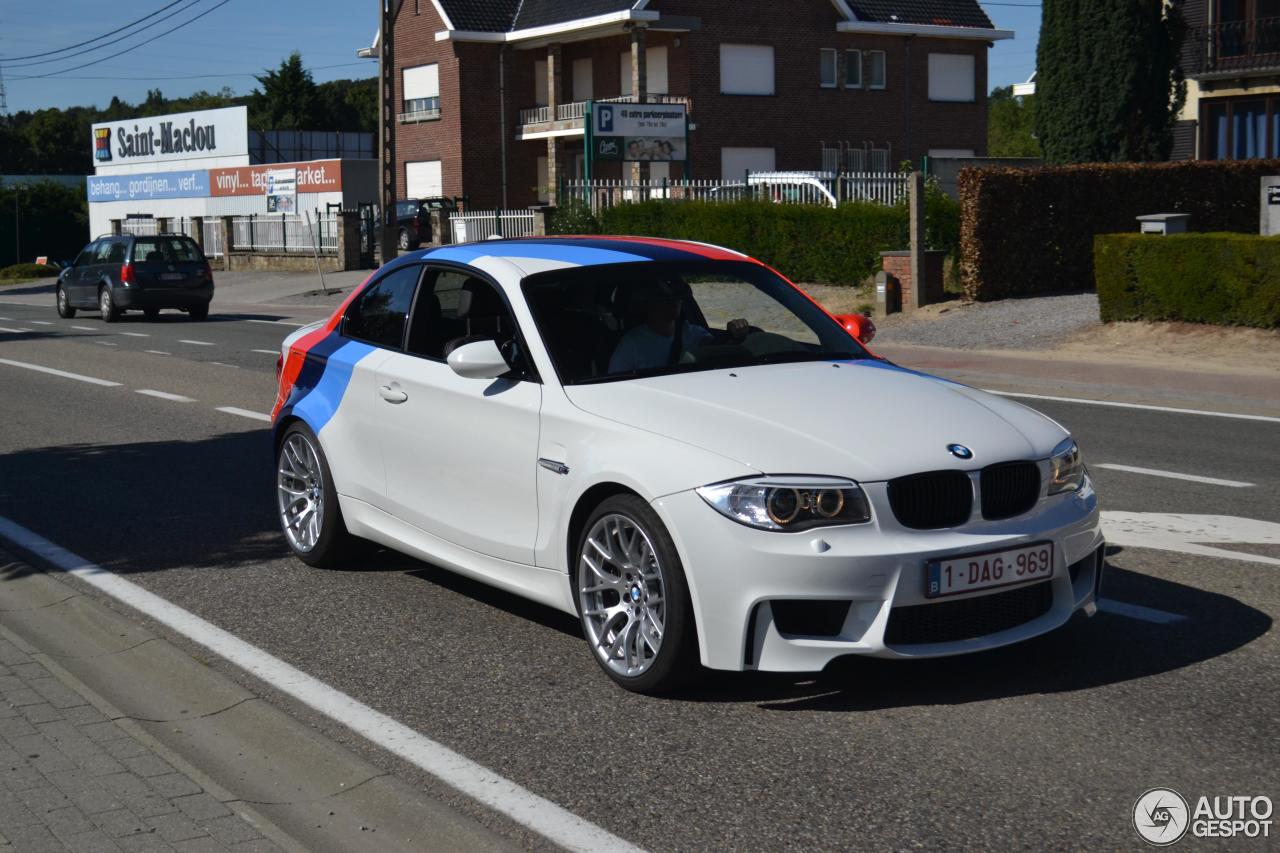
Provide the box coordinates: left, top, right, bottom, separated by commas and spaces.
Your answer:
113, 283, 213, 309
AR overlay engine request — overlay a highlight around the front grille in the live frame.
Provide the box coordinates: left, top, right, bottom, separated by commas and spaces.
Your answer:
884, 581, 1054, 646
980, 461, 1041, 520
887, 470, 972, 529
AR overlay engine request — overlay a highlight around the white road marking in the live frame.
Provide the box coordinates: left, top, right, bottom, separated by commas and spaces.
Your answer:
1102, 511, 1280, 566
0, 326, 31, 333
208, 362, 239, 368
1097, 599, 1187, 624
247, 318, 305, 327
29, 320, 52, 325
252, 349, 278, 355
119, 332, 149, 337
986, 390, 1280, 425
0, 358, 121, 387
178, 339, 215, 346
215, 406, 271, 422
1093, 464, 1254, 489
71, 325, 97, 331
0, 316, 11, 321
0, 515, 642, 853
94, 341, 117, 347
144, 350, 171, 356
136, 389, 195, 403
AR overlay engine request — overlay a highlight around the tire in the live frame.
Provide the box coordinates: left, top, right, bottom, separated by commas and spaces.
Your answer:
397, 228, 411, 251
56, 286, 76, 318
574, 494, 699, 694
188, 303, 209, 321
98, 287, 119, 322
276, 422, 357, 568
144, 308, 160, 321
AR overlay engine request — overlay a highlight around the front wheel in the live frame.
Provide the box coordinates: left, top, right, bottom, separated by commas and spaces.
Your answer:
397, 228, 411, 251
99, 287, 119, 322
56, 286, 76, 318
575, 495, 698, 694
276, 423, 356, 567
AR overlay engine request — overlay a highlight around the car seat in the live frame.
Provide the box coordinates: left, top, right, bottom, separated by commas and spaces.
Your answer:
442, 280, 508, 357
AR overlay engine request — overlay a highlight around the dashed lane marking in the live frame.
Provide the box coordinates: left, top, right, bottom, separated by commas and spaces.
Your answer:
29, 320, 52, 325
0, 515, 643, 853
246, 318, 306, 327
1102, 511, 1280, 566
94, 341, 117, 347
986, 390, 1280, 425
144, 350, 171, 356
136, 389, 196, 403
119, 332, 149, 337
1093, 464, 1254, 488
0, 326, 32, 333
215, 407, 271, 423
0, 358, 122, 387
178, 339, 215, 346
71, 325, 97, 331
252, 349, 278, 355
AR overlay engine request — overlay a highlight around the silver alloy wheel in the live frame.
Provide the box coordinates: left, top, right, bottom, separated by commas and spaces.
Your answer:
277, 432, 325, 552
99, 289, 111, 315
57, 288, 68, 312
578, 513, 666, 678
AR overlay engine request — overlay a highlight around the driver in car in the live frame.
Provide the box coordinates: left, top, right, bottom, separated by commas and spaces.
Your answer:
608, 280, 747, 374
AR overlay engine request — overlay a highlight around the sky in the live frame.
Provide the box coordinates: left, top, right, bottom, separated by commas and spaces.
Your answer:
0, 0, 1039, 114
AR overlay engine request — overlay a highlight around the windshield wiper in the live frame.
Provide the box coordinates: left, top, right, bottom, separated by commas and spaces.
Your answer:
571, 363, 702, 385
750, 350, 865, 365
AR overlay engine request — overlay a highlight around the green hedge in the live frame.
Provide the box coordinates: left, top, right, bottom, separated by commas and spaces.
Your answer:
1095, 233, 1280, 328
548, 195, 959, 286
959, 159, 1280, 301
0, 262, 61, 281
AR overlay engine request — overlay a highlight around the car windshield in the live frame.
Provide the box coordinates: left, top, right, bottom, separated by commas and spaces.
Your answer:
522, 260, 869, 385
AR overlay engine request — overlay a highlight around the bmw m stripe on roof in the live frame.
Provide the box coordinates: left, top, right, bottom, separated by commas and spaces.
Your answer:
420, 236, 748, 269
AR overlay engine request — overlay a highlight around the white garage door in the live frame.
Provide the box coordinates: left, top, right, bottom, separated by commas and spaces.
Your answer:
721, 147, 775, 181
405, 160, 443, 199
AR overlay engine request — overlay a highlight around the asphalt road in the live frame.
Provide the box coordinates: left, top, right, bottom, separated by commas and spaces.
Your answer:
0, 297, 1276, 850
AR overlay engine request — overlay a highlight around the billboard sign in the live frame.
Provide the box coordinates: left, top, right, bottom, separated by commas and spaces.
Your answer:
265, 168, 298, 213
590, 102, 687, 163
86, 169, 211, 202
90, 106, 248, 167
208, 160, 342, 197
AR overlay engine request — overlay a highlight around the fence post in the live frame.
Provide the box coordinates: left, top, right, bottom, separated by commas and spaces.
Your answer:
908, 171, 925, 311
532, 209, 547, 236
249, 214, 256, 251
191, 216, 205, 253
221, 216, 235, 271
281, 212, 288, 252
494, 209, 502, 238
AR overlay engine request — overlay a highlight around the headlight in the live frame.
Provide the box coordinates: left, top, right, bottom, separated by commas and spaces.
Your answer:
1048, 438, 1085, 495
696, 477, 871, 532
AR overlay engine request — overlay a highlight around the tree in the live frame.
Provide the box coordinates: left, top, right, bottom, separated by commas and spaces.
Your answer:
988, 86, 1041, 157
1035, 0, 1185, 163
249, 52, 320, 130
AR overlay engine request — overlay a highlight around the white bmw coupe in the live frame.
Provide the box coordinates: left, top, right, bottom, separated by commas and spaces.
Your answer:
271, 237, 1103, 693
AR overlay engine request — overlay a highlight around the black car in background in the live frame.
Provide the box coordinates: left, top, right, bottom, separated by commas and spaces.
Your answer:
56, 234, 214, 322
395, 197, 458, 250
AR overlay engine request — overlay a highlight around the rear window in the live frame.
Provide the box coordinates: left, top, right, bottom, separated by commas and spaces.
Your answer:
132, 237, 202, 263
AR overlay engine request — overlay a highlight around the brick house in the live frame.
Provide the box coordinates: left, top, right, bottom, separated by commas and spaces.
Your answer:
1174, 0, 1280, 159
387, 0, 1012, 207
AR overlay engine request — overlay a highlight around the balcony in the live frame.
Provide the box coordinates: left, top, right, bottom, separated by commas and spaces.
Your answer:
1188, 17, 1280, 78
399, 97, 441, 124
517, 94, 691, 138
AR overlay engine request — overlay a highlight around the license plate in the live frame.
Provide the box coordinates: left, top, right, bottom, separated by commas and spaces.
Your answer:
160, 272, 184, 281
926, 542, 1054, 599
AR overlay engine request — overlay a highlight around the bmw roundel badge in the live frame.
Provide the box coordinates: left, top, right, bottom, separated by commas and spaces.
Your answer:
947, 444, 973, 460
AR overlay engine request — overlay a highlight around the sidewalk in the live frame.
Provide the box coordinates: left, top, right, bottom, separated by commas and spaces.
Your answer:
0, 628, 282, 852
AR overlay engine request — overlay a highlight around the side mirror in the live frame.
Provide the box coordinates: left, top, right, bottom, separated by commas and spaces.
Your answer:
447, 339, 510, 380
834, 312, 876, 344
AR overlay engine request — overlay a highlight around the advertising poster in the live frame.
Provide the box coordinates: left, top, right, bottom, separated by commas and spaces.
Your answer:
266, 168, 298, 213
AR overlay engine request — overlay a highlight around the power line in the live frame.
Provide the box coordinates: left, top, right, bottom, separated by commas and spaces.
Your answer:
4, 0, 205, 69
8, 61, 373, 82
0, 0, 189, 62
22, 0, 235, 79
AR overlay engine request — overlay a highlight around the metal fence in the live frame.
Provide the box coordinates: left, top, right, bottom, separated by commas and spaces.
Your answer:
449, 210, 538, 243
228, 213, 338, 254
121, 218, 159, 236
169, 217, 225, 258
564, 171, 909, 212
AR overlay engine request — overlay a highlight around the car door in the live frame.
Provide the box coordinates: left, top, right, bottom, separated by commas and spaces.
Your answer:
374, 266, 542, 565
66, 241, 98, 305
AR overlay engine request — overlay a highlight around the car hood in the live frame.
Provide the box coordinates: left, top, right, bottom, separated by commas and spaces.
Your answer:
563, 360, 1068, 482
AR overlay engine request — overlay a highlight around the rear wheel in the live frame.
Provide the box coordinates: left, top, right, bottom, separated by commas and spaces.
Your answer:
575, 495, 698, 694
188, 303, 209, 321
56, 286, 76, 318
98, 287, 119, 322
397, 228, 411, 251
276, 423, 357, 568
144, 308, 160, 321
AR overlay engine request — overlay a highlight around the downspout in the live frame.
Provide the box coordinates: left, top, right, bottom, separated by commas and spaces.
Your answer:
499, 45, 509, 210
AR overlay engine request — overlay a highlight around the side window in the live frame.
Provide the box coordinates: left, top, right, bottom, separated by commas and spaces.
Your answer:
343, 264, 422, 349
74, 242, 99, 266
405, 269, 517, 361
105, 240, 128, 264
92, 241, 116, 263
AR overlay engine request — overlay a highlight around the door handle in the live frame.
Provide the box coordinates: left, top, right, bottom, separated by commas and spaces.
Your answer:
378, 384, 408, 404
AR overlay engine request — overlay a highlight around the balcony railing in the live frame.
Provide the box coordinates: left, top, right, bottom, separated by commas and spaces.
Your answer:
398, 107, 442, 123
1188, 17, 1280, 76
517, 94, 691, 132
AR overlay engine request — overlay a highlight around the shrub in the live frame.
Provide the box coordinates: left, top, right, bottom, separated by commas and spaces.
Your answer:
959, 159, 1280, 301
0, 262, 61, 281
0, 179, 90, 268
1094, 233, 1280, 328
548, 195, 961, 286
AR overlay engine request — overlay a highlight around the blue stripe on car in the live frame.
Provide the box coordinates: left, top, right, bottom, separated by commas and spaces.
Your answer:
287, 338, 377, 435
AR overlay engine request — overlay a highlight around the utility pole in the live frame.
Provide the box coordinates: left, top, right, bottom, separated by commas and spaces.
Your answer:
378, 0, 400, 262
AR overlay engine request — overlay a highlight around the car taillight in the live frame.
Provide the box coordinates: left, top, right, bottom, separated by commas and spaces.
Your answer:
120, 262, 135, 284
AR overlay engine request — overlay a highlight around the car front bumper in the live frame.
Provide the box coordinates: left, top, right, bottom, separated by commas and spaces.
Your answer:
652, 478, 1104, 672
113, 283, 213, 310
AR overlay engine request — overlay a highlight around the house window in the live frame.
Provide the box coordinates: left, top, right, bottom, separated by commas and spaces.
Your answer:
620, 45, 669, 97
406, 160, 443, 198
534, 59, 548, 106
928, 54, 975, 102
402, 64, 440, 118
720, 44, 775, 95
820, 49, 838, 88
721, 147, 776, 181
867, 50, 886, 89
845, 50, 863, 88
572, 57, 593, 102
1202, 95, 1279, 159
